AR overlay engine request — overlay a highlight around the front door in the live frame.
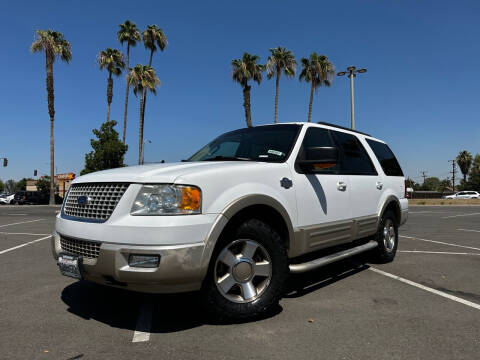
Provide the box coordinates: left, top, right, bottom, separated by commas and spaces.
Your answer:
291, 127, 352, 253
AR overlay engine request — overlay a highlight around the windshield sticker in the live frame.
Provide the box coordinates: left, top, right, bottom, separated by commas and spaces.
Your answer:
267, 150, 285, 157
258, 155, 268, 158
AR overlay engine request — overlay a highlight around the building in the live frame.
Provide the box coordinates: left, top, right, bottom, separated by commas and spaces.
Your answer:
56, 173, 75, 198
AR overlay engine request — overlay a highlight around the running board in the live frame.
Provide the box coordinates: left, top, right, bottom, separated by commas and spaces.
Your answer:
289, 241, 378, 274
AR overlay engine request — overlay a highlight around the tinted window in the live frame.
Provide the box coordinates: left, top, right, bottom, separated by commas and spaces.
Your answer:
297, 127, 340, 173
188, 125, 300, 163
366, 139, 404, 176
332, 131, 377, 175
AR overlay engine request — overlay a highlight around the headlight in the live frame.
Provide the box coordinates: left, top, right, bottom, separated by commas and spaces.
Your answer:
131, 184, 201, 215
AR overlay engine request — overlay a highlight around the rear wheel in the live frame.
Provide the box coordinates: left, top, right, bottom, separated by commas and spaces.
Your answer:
202, 219, 288, 320
372, 210, 398, 263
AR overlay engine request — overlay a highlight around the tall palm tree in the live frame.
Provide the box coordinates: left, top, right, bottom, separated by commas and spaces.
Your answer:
117, 20, 141, 144
266, 47, 296, 123
97, 48, 125, 122
141, 25, 168, 125
456, 150, 473, 183
232, 53, 264, 127
30, 30, 72, 205
299, 53, 335, 122
128, 65, 160, 165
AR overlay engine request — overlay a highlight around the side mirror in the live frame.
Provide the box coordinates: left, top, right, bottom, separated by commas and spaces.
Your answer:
297, 146, 339, 172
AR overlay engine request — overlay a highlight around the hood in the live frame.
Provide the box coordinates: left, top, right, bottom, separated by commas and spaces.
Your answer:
73, 161, 269, 184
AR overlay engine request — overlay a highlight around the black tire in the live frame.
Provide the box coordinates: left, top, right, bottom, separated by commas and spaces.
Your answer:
201, 218, 288, 321
372, 210, 398, 263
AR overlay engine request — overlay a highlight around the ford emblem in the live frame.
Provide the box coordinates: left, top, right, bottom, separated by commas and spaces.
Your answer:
77, 195, 90, 206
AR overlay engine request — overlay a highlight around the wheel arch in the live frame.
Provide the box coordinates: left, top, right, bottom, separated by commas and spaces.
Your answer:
378, 196, 401, 225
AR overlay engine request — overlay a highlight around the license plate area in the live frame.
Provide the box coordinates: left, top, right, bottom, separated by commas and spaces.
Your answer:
58, 253, 83, 279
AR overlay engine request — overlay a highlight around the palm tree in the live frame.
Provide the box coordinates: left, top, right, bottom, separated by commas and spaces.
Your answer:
128, 65, 160, 165
97, 48, 125, 122
117, 20, 141, 144
456, 150, 473, 183
299, 53, 335, 122
141, 25, 168, 126
30, 30, 72, 205
232, 53, 264, 127
266, 47, 296, 123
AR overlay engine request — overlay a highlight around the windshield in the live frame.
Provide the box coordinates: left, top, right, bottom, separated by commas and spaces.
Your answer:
188, 125, 301, 162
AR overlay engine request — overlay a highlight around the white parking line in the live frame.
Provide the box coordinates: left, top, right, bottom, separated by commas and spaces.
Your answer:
0, 235, 51, 255
457, 228, 480, 233
132, 299, 153, 343
398, 250, 480, 256
400, 235, 480, 252
442, 212, 480, 219
0, 232, 51, 236
369, 267, 480, 311
0, 219, 44, 228
409, 211, 450, 214
6, 213, 28, 216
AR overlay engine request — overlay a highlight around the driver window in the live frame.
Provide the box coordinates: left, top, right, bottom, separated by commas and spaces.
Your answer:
297, 127, 339, 173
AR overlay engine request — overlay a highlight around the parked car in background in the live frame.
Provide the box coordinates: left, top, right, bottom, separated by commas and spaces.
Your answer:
443, 191, 480, 199
0, 193, 15, 205
13, 191, 48, 205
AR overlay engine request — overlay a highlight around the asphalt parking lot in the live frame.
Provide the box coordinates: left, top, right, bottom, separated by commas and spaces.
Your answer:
1, 205, 479, 359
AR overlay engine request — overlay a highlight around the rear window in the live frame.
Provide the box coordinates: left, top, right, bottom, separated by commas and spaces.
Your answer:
366, 139, 404, 176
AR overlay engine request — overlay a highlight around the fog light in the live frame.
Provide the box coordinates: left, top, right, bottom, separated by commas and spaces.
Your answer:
128, 254, 160, 268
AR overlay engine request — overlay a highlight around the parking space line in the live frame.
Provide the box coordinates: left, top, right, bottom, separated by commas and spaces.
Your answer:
457, 228, 480, 233
0, 235, 51, 255
400, 235, 480, 252
398, 250, 480, 256
442, 212, 480, 219
0, 232, 51, 236
132, 299, 153, 343
369, 267, 480, 311
6, 213, 28, 216
0, 219, 44, 228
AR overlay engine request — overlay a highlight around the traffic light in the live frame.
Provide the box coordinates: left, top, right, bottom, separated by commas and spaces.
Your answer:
3, 158, 7, 167
34, 170, 38, 177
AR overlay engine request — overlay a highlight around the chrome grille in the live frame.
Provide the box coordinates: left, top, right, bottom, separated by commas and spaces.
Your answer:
63, 183, 129, 221
60, 236, 101, 259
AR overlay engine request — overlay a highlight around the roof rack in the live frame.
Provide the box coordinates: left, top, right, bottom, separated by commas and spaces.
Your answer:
316, 122, 371, 136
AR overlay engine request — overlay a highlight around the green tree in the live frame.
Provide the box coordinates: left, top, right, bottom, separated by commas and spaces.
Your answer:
16, 178, 29, 191
422, 177, 441, 191
141, 25, 168, 132
266, 47, 296, 124
118, 20, 141, 145
299, 53, 335, 122
97, 48, 125, 122
0, 179, 4, 192
81, 120, 128, 175
36, 177, 51, 193
456, 150, 473, 183
438, 178, 452, 193
30, 30, 72, 205
467, 154, 480, 190
128, 65, 160, 165
232, 53, 264, 128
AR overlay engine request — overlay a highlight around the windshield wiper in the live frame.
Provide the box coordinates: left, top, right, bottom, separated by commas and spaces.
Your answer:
202, 155, 253, 161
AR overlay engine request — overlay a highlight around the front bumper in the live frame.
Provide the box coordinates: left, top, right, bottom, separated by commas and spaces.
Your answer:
52, 231, 208, 293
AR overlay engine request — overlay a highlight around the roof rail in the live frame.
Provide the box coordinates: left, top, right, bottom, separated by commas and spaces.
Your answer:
316, 122, 371, 136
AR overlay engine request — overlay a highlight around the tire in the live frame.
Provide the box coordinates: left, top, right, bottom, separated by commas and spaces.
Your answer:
372, 210, 398, 263
202, 218, 288, 321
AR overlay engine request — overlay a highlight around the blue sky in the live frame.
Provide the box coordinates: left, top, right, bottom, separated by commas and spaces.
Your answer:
1, 0, 479, 183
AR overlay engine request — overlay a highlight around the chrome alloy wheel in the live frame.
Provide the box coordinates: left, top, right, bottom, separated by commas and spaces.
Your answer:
214, 239, 272, 303
383, 219, 396, 253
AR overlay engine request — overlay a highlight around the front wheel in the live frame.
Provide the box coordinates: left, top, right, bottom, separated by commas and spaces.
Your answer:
202, 219, 288, 320
372, 210, 398, 263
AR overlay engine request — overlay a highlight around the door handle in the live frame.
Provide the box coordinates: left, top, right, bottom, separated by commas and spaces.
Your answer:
376, 181, 383, 190
337, 181, 347, 191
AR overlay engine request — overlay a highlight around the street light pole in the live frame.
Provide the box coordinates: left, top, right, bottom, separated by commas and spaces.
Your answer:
337, 66, 367, 130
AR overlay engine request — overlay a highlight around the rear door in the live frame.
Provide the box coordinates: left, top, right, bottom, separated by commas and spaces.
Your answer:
292, 126, 352, 252
331, 131, 381, 237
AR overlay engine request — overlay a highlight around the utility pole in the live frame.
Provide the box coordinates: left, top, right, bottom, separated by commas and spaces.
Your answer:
337, 66, 367, 130
448, 160, 457, 192
420, 171, 428, 185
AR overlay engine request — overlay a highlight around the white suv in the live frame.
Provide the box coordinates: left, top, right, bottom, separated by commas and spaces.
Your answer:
444, 191, 480, 199
53, 122, 408, 319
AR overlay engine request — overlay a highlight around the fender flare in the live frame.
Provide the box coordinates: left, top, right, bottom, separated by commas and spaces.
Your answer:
378, 195, 401, 224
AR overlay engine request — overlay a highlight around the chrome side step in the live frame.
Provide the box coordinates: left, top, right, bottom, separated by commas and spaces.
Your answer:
289, 241, 378, 274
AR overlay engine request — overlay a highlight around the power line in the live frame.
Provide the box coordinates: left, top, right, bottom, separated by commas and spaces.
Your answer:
420, 171, 428, 184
